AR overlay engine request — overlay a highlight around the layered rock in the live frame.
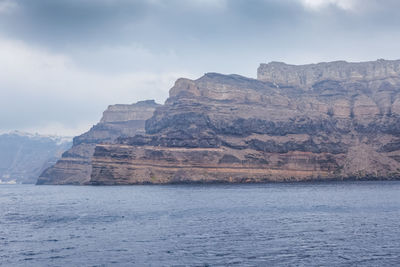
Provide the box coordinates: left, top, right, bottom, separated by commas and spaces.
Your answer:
36, 100, 160, 185
258, 59, 400, 89
89, 59, 400, 184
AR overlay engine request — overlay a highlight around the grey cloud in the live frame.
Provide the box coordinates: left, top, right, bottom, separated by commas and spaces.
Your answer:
1, 0, 400, 135
0, 0, 150, 46
2, 0, 399, 57
0, 0, 320, 49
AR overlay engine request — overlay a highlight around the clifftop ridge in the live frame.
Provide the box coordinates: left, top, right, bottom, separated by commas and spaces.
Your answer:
258, 59, 400, 88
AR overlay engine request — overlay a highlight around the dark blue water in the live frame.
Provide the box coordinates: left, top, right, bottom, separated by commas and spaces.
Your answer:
1, 182, 400, 266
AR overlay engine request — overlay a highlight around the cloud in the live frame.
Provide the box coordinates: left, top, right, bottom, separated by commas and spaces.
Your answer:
299, 0, 359, 10
23, 122, 93, 137
1, 0, 400, 135
0, 0, 17, 14
0, 37, 194, 135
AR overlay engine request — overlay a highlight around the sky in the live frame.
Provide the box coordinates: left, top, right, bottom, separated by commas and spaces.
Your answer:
1, 0, 400, 136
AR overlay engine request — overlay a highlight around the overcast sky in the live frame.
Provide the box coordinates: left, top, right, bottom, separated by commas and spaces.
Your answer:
1, 0, 400, 136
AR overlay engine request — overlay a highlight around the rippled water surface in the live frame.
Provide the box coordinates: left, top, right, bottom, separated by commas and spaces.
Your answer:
1, 182, 400, 266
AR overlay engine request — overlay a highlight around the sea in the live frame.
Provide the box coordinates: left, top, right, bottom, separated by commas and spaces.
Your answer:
1, 181, 400, 266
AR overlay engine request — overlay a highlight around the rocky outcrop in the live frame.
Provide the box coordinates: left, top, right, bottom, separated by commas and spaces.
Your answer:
36, 100, 160, 185
90, 59, 400, 184
100, 101, 159, 123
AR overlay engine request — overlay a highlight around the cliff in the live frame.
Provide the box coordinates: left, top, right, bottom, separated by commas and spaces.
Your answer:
89, 59, 400, 184
36, 100, 160, 185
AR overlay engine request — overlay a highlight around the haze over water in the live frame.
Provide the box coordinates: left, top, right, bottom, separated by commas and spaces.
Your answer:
1, 181, 399, 266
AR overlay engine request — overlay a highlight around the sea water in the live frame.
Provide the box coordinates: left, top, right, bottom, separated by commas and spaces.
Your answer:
1, 181, 399, 266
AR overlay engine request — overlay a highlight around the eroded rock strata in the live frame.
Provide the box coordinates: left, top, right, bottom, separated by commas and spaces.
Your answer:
89, 59, 400, 184
36, 100, 160, 185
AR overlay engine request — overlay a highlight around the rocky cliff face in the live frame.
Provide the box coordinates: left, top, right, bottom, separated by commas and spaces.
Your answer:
36, 100, 160, 185
258, 59, 400, 89
90, 59, 400, 184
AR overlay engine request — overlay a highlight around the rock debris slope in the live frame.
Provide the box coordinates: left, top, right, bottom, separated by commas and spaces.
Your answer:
89, 59, 400, 184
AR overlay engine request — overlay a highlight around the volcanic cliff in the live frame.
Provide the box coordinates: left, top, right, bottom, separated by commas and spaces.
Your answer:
89, 59, 400, 184
36, 100, 160, 185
